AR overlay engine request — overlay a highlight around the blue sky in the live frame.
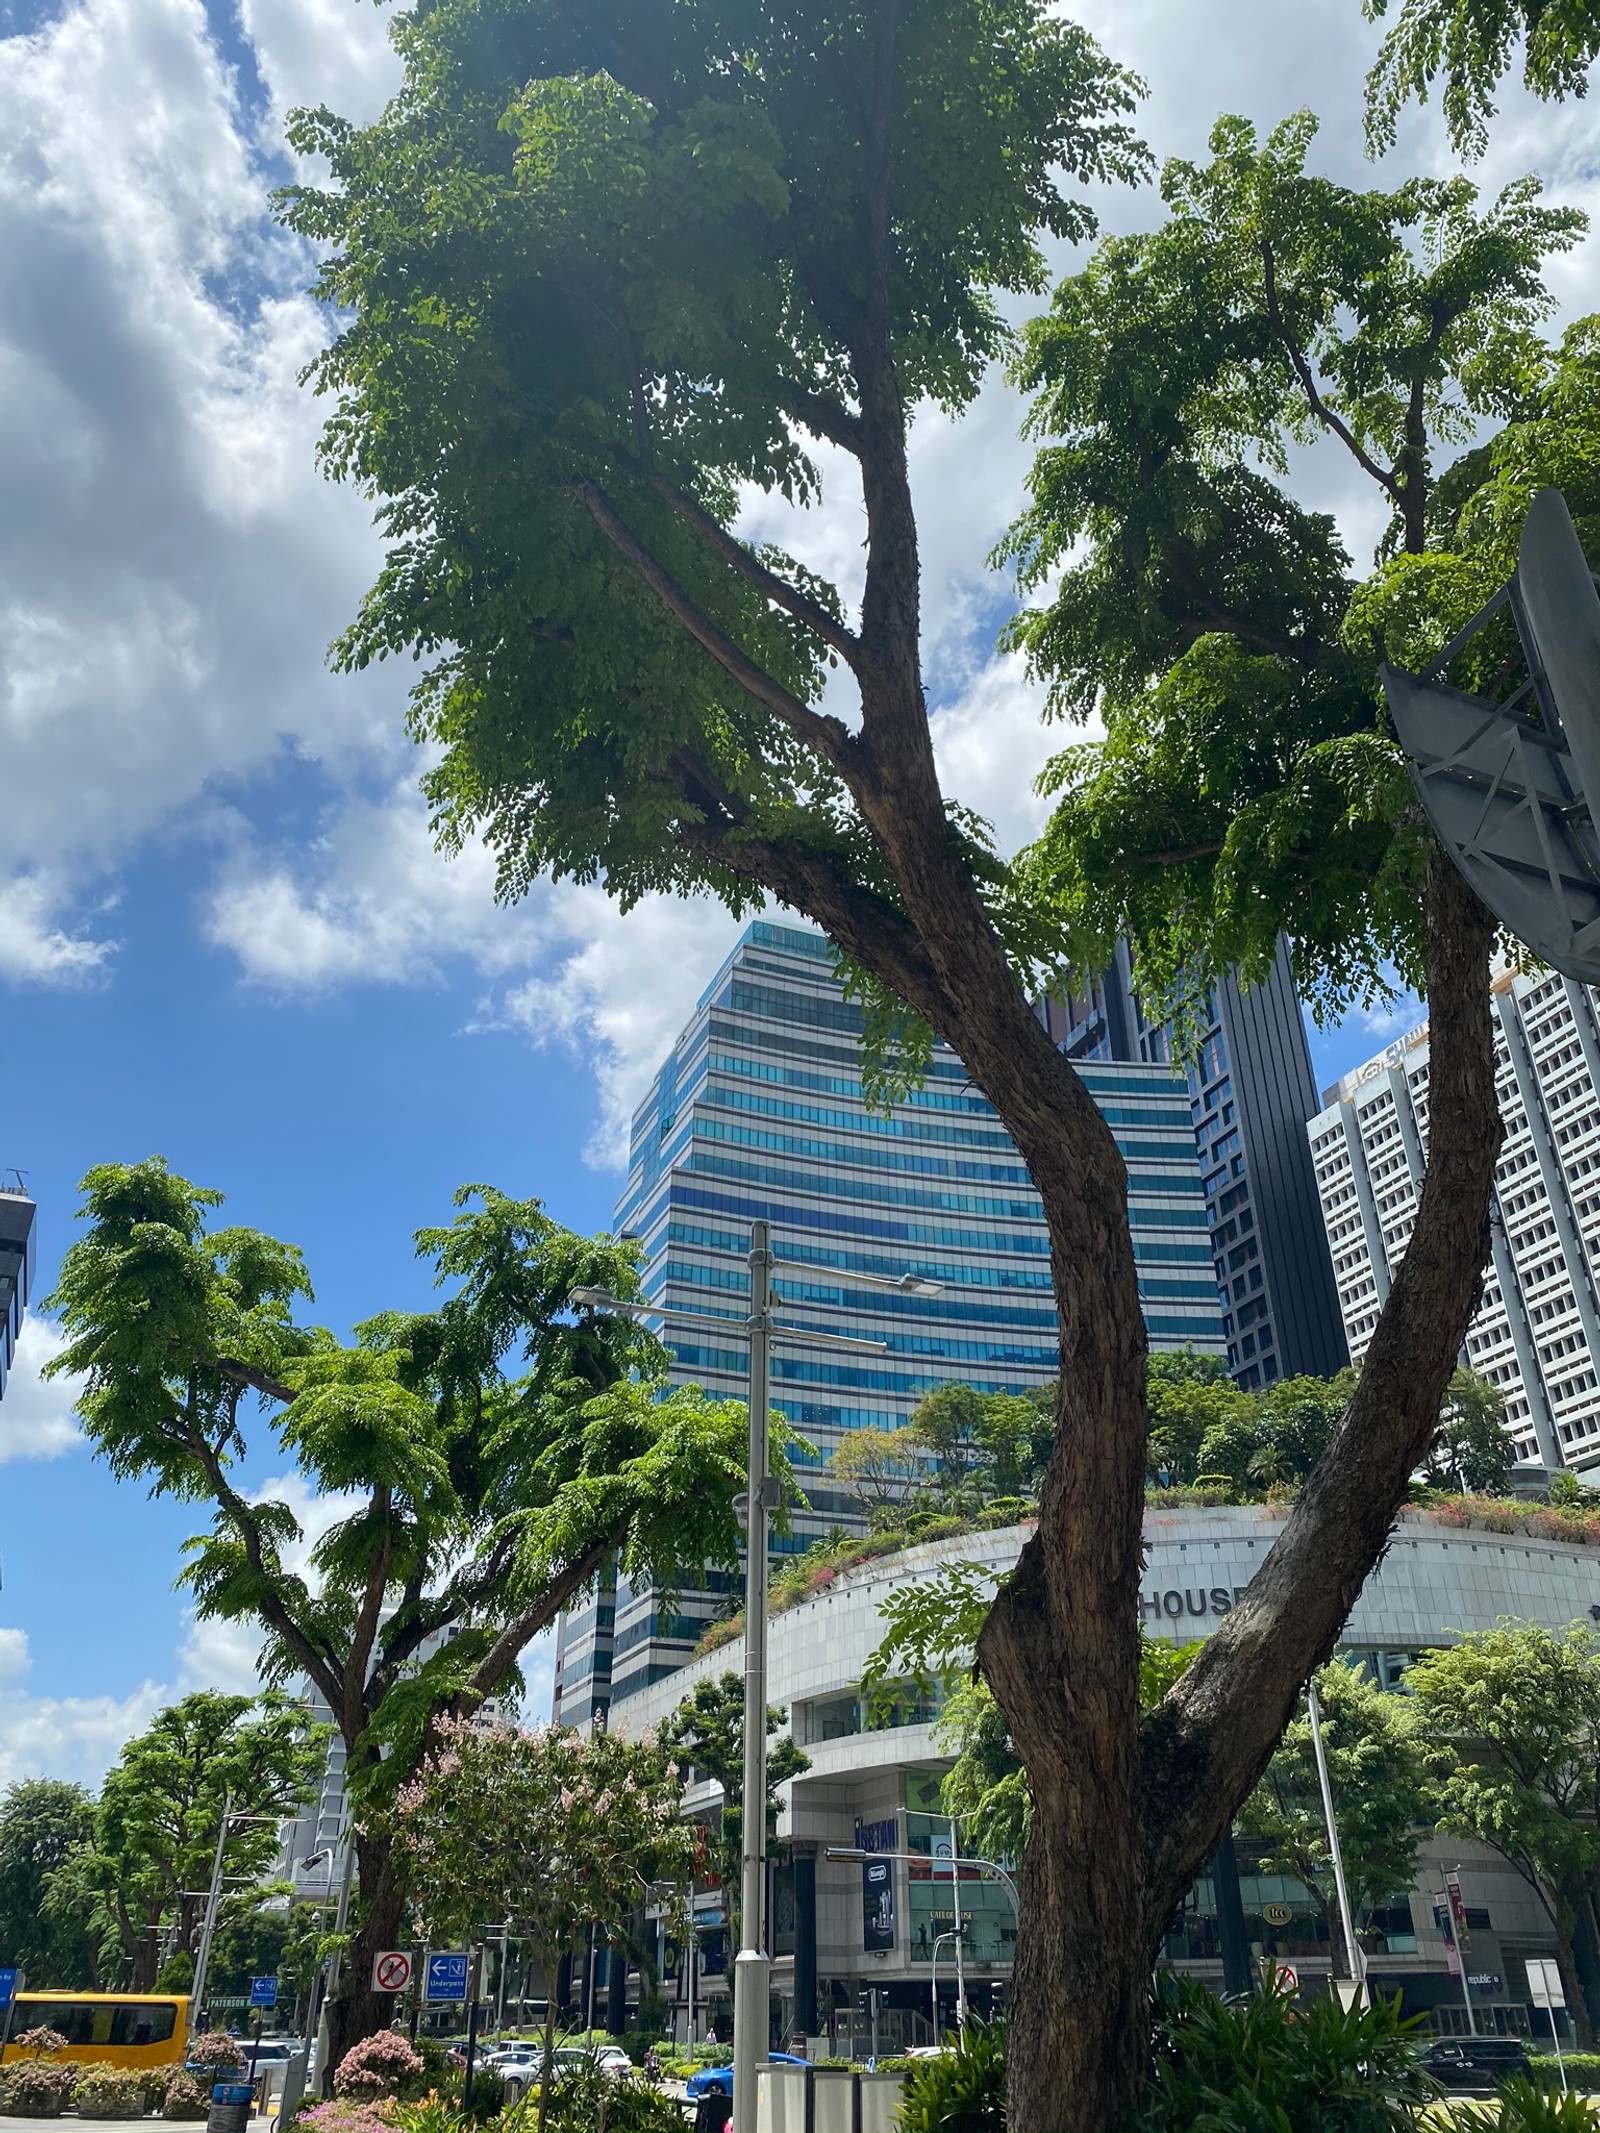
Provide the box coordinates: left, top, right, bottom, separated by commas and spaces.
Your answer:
1, 0, 1595, 1788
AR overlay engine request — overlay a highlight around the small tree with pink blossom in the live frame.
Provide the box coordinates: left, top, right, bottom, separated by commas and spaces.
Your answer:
395, 1720, 693, 2133
331, 2031, 424, 2100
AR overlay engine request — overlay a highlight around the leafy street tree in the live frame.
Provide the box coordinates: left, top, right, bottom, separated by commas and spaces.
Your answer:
1146, 1352, 1245, 1486
46, 1159, 761, 2057
1364, 0, 1600, 157
207, 1897, 328, 2024
279, 0, 1538, 2104
657, 1671, 809, 1945
0, 1781, 100, 1988
828, 1424, 921, 1520
1237, 1662, 1429, 1974
992, 104, 1593, 2111
1423, 1370, 1516, 1495
395, 1719, 694, 2133
81, 1693, 325, 1992
1407, 1623, 1600, 2041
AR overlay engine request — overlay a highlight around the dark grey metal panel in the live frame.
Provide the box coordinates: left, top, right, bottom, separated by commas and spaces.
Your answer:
1219, 943, 1349, 1380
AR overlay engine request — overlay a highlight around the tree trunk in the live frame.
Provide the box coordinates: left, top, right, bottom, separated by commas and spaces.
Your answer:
1555, 1907, 1595, 2049
1558, 1873, 1600, 2047
327, 1830, 405, 2073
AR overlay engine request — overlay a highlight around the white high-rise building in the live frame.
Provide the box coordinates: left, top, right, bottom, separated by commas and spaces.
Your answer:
1307, 967, 1600, 1472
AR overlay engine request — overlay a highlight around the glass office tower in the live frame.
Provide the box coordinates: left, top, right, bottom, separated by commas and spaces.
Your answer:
552, 920, 1225, 1728
1039, 938, 1347, 1391
0, 1177, 36, 1402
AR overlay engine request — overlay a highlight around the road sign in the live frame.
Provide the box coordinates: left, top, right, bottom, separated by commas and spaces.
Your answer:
0, 1969, 19, 2007
1528, 1958, 1567, 2008
424, 1951, 469, 2005
1262, 1961, 1298, 1993
249, 1977, 278, 2010
373, 1951, 413, 1995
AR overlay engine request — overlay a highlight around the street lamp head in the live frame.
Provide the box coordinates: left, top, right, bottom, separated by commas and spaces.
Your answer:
570, 1285, 642, 1315
895, 1274, 944, 1296
825, 1847, 869, 1862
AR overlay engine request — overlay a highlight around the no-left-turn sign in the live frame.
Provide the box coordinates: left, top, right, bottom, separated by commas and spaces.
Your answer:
373, 1951, 413, 1995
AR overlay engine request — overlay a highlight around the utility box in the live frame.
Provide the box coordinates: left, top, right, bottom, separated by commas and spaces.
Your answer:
207, 2082, 254, 2133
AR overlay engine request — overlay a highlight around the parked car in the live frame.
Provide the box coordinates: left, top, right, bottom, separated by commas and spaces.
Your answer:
1416, 2035, 1533, 2091
498, 2043, 633, 2101
684, 2052, 807, 2101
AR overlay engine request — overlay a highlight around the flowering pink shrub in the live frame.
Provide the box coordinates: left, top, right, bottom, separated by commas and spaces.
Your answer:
0, 2059, 74, 2117
10, 2029, 68, 2060
297, 2096, 402, 2133
332, 2033, 425, 2100
162, 2073, 212, 2121
187, 2033, 247, 2074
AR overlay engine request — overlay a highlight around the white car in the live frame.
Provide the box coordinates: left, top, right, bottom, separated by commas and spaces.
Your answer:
498, 2044, 632, 2101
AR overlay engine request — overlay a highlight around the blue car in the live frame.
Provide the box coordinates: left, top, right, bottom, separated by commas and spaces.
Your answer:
685, 2051, 807, 2099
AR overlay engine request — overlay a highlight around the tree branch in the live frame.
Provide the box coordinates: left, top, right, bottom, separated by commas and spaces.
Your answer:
626, 459, 863, 670
574, 480, 862, 780
1259, 239, 1402, 502
465, 1534, 617, 1705
1162, 544, 1318, 666
184, 1425, 347, 1723
776, 380, 865, 456
216, 1358, 297, 1405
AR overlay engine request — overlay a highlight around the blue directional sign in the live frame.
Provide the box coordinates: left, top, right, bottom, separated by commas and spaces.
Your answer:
0, 1969, 17, 2007
249, 1977, 278, 2010
424, 1952, 469, 2005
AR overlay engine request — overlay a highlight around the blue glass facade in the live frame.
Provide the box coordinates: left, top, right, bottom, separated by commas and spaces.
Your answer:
552, 921, 1224, 1726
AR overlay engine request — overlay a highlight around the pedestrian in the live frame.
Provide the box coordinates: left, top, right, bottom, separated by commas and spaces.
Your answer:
704, 2022, 717, 2049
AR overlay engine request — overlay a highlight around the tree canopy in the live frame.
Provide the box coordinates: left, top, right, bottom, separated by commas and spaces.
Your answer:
0, 1782, 100, 1989
46, 1157, 763, 2051
84, 1692, 325, 1995
1004, 109, 1587, 1036
395, 1718, 694, 2133
1364, 0, 1600, 157
1408, 1622, 1600, 2040
657, 1669, 809, 1944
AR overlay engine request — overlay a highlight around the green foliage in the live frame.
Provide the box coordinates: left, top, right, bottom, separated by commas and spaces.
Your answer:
1139, 1976, 1435, 2131
1532, 2055, 1600, 2086
45, 1159, 766, 2034
1003, 109, 1587, 1038
657, 1673, 808, 1944
534, 2061, 685, 2133
1424, 1370, 1516, 1495
77, 1691, 325, 1990
154, 1949, 194, 1993
394, 1719, 694, 2002
1238, 1662, 1430, 1959
898, 2017, 1007, 2133
68, 2065, 149, 2119
1455, 2080, 1600, 2132
0, 1780, 99, 1987
1407, 1622, 1600, 2005
274, 0, 1146, 980
1364, 0, 1600, 157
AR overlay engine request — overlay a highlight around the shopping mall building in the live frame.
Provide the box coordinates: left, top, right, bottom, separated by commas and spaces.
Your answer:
620, 1503, 1600, 2056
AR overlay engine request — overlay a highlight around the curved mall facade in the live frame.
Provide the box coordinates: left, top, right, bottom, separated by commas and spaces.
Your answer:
621, 1505, 1600, 2053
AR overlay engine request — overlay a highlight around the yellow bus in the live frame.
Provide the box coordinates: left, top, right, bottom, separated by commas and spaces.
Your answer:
1, 1994, 191, 2069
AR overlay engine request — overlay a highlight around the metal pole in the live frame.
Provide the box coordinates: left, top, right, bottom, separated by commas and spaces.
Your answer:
1536, 1969, 1569, 2094
1306, 1680, 1367, 1992
189, 1792, 233, 2032
948, 1819, 967, 2030
732, 1220, 773, 2133
1446, 1871, 1478, 2036
314, 1837, 358, 2096
460, 1946, 484, 2113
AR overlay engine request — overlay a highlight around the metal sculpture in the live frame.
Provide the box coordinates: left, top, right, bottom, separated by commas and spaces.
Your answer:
1382, 488, 1600, 981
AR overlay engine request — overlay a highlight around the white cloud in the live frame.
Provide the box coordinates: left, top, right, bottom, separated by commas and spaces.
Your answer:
0, 1318, 84, 1465
0, 0, 399, 968
0, 1628, 29, 1680
0, 1678, 165, 1788
205, 780, 548, 991
0, 873, 114, 985
498, 888, 747, 1167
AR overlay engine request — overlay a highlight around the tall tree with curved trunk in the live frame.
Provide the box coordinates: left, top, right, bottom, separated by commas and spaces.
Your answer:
279, 17, 1583, 2117
46, 1160, 761, 2062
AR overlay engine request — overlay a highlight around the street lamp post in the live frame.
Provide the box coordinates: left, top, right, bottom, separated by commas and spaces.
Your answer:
1306, 1679, 1367, 1997
573, 1230, 940, 2133
928, 1932, 958, 2045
